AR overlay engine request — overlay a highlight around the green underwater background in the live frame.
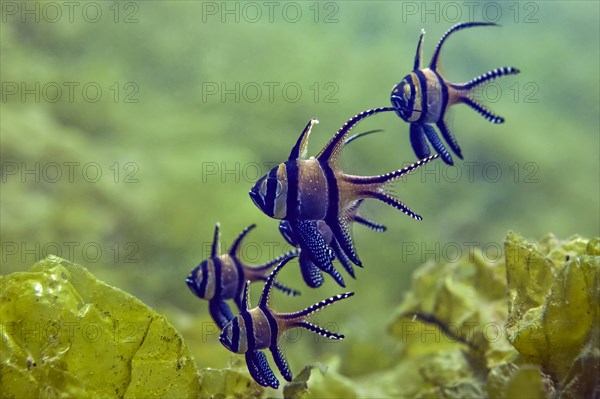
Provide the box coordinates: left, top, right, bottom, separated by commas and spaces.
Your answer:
1, 1, 599, 398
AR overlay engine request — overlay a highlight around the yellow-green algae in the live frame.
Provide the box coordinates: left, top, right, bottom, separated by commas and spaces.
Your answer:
294, 232, 598, 399
504, 233, 599, 398
0, 255, 201, 398
2, 233, 598, 399
197, 357, 264, 399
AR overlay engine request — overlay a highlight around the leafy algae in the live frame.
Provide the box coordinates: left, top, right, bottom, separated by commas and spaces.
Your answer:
299, 232, 598, 399
0, 255, 200, 398
2, 232, 598, 398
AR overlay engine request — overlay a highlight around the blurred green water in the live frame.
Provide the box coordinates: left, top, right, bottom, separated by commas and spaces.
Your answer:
1, 0, 598, 376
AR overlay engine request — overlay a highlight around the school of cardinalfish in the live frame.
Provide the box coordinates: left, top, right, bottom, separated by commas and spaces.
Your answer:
186, 22, 520, 389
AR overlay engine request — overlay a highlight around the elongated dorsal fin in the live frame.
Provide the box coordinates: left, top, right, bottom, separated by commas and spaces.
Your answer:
317, 107, 395, 166
413, 28, 425, 70
229, 224, 256, 257
258, 256, 295, 309
211, 223, 220, 257
429, 22, 498, 70
288, 118, 319, 160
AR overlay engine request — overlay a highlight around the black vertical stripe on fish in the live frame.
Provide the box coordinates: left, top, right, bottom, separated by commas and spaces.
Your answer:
263, 308, 280, 348
321, 162, 339, 227
198, 261, 209, 298
231, 316, 240, 353
413, 69, 429, 123
212, 257, 223, 299
406, 79, 416, 115
265, 167, 279, 216
432, 69, 449, 119
241, 309, 255, 351
321, 162, 361, 267
285, 162, 300, 220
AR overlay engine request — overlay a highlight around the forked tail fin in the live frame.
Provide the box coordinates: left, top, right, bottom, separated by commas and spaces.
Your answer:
341, 154, 438, 221
451, 67, 520, 124
451, 67, 520, 91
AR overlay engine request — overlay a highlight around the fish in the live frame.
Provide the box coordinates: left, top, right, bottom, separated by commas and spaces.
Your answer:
249, 108, 438, 268
219, 256, 353, 388
390, 22, 520, 165
186, 223, 299, 329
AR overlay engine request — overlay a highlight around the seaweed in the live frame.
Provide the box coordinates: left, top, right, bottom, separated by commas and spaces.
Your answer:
294, 232, 598, 398
504, 233, 600, 398
0, 255, 201, 398
3, 232, 598, 399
